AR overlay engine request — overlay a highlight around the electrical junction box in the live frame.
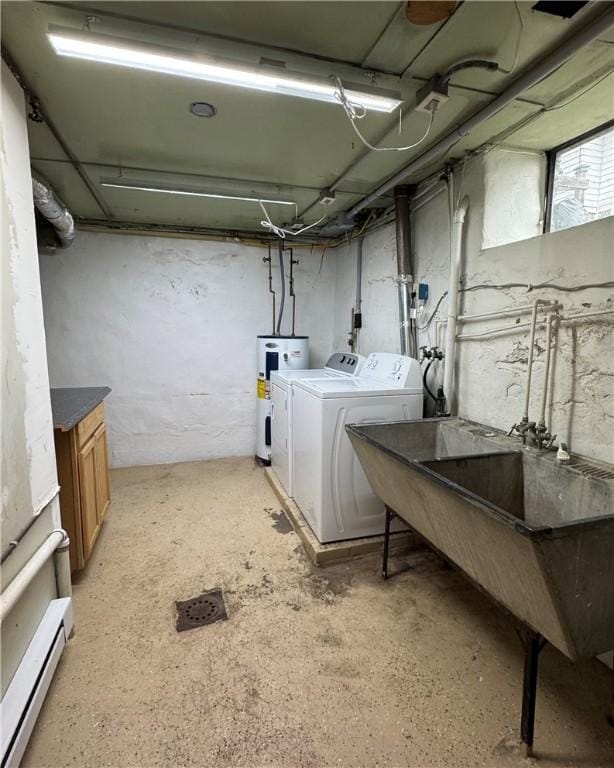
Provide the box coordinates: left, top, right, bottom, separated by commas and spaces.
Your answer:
319, 188, 336, 206
415, 77, 449, 114
419, 283, 429, 300
415, 89, 449, 114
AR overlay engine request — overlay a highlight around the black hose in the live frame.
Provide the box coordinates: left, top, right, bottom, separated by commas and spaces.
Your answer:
275, 239, 285, 336
423, 359, 438, 404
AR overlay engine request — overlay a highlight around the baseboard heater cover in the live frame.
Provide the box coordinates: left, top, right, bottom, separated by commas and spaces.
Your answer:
1, 597, 73, 768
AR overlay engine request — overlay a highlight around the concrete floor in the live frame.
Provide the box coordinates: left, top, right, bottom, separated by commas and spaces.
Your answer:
24, 458, 614, 768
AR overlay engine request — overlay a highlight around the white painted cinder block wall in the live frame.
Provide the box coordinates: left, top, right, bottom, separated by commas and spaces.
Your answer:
40, 233, 335, 467
1, 61, 61, 695
332, 148, 614, 465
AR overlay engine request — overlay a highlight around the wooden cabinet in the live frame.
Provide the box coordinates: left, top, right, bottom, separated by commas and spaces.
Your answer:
54, 402, 111, 571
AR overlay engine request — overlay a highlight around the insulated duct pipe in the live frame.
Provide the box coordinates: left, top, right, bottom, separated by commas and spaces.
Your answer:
343, 4, 614, 221
32, 178, 75, 247
443, 196, 469, 415
394, 185, 415, 357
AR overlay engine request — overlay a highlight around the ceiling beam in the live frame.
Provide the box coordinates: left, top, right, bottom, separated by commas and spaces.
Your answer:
342, 1, 614, 222
27, 158, 369, 197
1, 46, 113, 220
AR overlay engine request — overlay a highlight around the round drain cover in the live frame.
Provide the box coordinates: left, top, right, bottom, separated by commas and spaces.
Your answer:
186, 598, 219, 622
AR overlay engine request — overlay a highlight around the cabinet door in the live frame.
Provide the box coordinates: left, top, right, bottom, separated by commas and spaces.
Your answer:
94, 423, 111, 522
78, 436, 100, 562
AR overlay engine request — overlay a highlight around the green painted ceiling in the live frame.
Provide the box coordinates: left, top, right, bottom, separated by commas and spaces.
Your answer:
2, 0, 613, 235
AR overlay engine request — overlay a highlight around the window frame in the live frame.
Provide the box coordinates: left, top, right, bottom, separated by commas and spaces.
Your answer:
543, 118, 614, 233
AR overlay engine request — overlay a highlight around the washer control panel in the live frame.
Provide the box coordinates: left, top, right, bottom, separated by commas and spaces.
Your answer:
361, 352, 422, 388
325, 352, 364, 375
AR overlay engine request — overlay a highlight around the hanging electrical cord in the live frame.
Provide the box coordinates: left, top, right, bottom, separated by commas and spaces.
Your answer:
259, 201, 326, 239
498, 1, 524, 75
333, 76, 435, 153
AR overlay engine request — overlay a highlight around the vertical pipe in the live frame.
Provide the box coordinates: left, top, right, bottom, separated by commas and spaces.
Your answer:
394, 185, 414, 357
397, 278, 412, 356
538, 314, 554, 427
275, 239, 285, 336
353, 237, 363, 352
54, 537, 72, 598
265, 244, 276, 336
355, 237, 363, 314
523, 301, 539, 421
442, 197, 469, 415
288, 247, 297, 337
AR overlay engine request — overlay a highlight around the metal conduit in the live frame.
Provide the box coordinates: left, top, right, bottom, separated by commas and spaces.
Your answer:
343, 4, 614, 221
394, 185, 416, 357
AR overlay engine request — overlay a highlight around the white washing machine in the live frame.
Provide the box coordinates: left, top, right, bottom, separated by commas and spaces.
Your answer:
292, 352, 422, 543
256, 335, 309, 463
270, 352, 364, 496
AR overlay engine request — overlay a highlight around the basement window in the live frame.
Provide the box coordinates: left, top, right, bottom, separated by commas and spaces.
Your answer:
546, 121, 614, 233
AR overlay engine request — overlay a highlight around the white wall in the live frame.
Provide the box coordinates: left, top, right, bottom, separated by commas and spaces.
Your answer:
1, 62, 60, 695
332, 148, 614, 464
40, 232, 335, 467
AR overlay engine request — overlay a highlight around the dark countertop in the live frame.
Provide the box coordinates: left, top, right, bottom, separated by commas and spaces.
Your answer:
51, 387, 111, 431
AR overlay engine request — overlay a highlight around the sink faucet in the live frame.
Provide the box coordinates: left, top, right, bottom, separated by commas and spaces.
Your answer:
508, 417, 534, 441
508, 417, 556, 450
530, 421, 556, 450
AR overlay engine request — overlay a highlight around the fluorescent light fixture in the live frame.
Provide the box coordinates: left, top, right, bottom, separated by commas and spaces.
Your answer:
100, 180, 296, 206
47, 29, 402, 113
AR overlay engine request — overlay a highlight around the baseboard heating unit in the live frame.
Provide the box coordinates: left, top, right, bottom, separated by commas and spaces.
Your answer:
1, 598, 73, 768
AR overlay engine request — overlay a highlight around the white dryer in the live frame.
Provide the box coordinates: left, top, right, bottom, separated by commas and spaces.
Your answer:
270, 352, 364, 496
292, 352, 422, 543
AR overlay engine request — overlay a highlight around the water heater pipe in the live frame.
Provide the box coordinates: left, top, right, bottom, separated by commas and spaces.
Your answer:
275, 239, 285, 336
288, 247, 298, 336
442, 195, 469, 414
264, 244, 276, 335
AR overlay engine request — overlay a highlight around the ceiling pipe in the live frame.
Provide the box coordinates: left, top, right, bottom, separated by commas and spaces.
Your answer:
32, 177, 75, 248
342, 3, 614, 222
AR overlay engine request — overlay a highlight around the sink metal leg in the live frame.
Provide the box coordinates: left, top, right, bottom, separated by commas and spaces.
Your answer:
520, 629, 546, 757
608, 665, 614, 728
382, 506, 395, 580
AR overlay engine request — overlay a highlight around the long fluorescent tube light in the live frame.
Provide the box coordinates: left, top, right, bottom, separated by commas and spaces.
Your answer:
47, 29, 402, 113
100, 181, 296, 206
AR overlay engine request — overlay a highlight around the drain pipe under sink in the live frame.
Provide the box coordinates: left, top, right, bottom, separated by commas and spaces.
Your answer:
443, 195, 469, 415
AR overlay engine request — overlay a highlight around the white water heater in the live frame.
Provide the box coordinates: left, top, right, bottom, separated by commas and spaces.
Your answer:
256, 335, 309, 463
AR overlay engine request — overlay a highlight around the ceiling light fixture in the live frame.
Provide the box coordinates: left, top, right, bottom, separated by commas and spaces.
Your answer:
100, 180, 296, 206
47, 29, 403, 113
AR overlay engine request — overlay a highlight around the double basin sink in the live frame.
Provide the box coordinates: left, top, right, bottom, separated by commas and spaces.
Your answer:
346, 417, 614, 660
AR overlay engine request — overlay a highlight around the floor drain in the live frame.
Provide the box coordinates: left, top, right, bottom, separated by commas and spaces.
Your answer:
175, 588, 227, 633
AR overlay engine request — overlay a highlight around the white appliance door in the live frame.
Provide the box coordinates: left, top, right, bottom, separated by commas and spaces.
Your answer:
321, 394, 422, 542
270, 383, 289, 492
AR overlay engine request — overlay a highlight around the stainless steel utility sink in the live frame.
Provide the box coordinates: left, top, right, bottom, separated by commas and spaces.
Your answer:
347, 418, 614, 660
